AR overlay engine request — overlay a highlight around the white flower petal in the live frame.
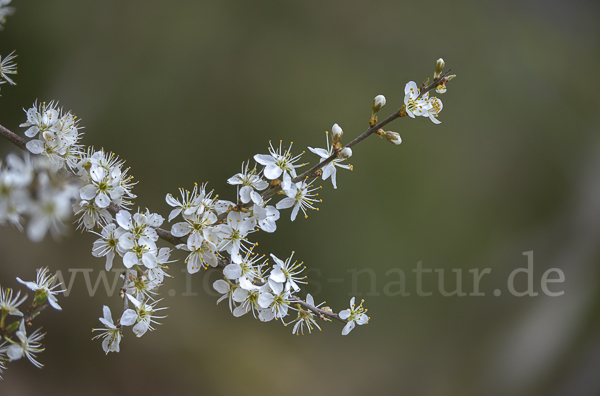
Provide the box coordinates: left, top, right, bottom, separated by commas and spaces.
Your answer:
171, 222, 191, 237
254, 154, 275, 165
25, 140, 44, 155
120, 309, 137, 326
276, 197, 295, 210
79, 184, 97, 200
290, 205, 300, 221
132, 321, 149, 337
123, 252, 138, 268
341, 321, 356, 335
233, 305, 249, 317
223, 264, 242, 280
307, 146, 329, 159
339, 308, 351, 320
6, 344, 23, 361
263, 164, 282, 180
213, 279, 230, 294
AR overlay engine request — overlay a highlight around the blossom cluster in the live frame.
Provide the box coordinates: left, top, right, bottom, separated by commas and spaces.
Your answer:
20, 101, 84, 171
0, 22, 455, 367
90, 210, 173, 353
73, 148, 136, 230
0, 268, 64, 376
0, 153, 79, 241
86, 122, 372, 349
160, 138, 362, 335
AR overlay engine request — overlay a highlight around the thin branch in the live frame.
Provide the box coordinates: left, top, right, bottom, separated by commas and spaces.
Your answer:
22, 303, 49, 323
0, 123, 27, 150
288, 295, 344, 323
259, 71, 450, 201
1, 303, 49, 342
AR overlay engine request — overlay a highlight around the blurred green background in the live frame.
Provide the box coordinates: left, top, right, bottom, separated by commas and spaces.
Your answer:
1, 0, 600, 395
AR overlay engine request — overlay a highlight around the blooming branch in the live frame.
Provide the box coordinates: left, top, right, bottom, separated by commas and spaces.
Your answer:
0, 2, 457, 372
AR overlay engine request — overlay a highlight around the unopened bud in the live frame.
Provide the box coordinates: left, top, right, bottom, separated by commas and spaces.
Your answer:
434, 58, 445, 79
385, 131, 402, 145
332, 123, 343, 143
339, 147, 352, 159
372, 95, 386, 114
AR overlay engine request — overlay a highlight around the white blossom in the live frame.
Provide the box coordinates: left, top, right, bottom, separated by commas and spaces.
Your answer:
268, 252, 307, 293
254, 141, 305, 180
287, 294, 322, 335
167, 183, 218, 218
232, 287, 261, 318
178, 232, 218, 273
92, 306, 121, 354
0, 50, 17, 86
403, 81, 432, 118
257, 282, 290, 319
20, 101, 83, 170
228, 161, 269, 205
116, 209, 161, 242
223, 250, 266, 290
73, 199, 112, 230
214, 211, 255, 259
120, 294, 166, 337
256, 204, 280, 233
165, 184, 204, 222
307, 131, 352, 189
0, 287, 27, 317
5, 321, 45, 368
276, 173, 321, 221
76, 149, 136, 207
125, 271, 161, 302
170, 210, 217, 239
422, 92, 443, 124
17, 267, 64, 310
79, 163, 125, 209
339, 297, 369, 335
146, 247, 174, 284
213, 279, 237, 312
115, 209, 164, 269
25, 172, 76, 242
92, 223, 126, 271
120, 235, 158, 269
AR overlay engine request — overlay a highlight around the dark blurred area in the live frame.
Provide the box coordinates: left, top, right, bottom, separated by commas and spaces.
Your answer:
1, 0, 600, 395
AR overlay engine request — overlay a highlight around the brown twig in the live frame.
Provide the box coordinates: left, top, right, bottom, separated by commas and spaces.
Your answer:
0, 123, 27, 150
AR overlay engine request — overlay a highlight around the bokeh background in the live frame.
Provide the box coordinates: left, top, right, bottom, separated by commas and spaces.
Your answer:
1, 0, 600, 395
